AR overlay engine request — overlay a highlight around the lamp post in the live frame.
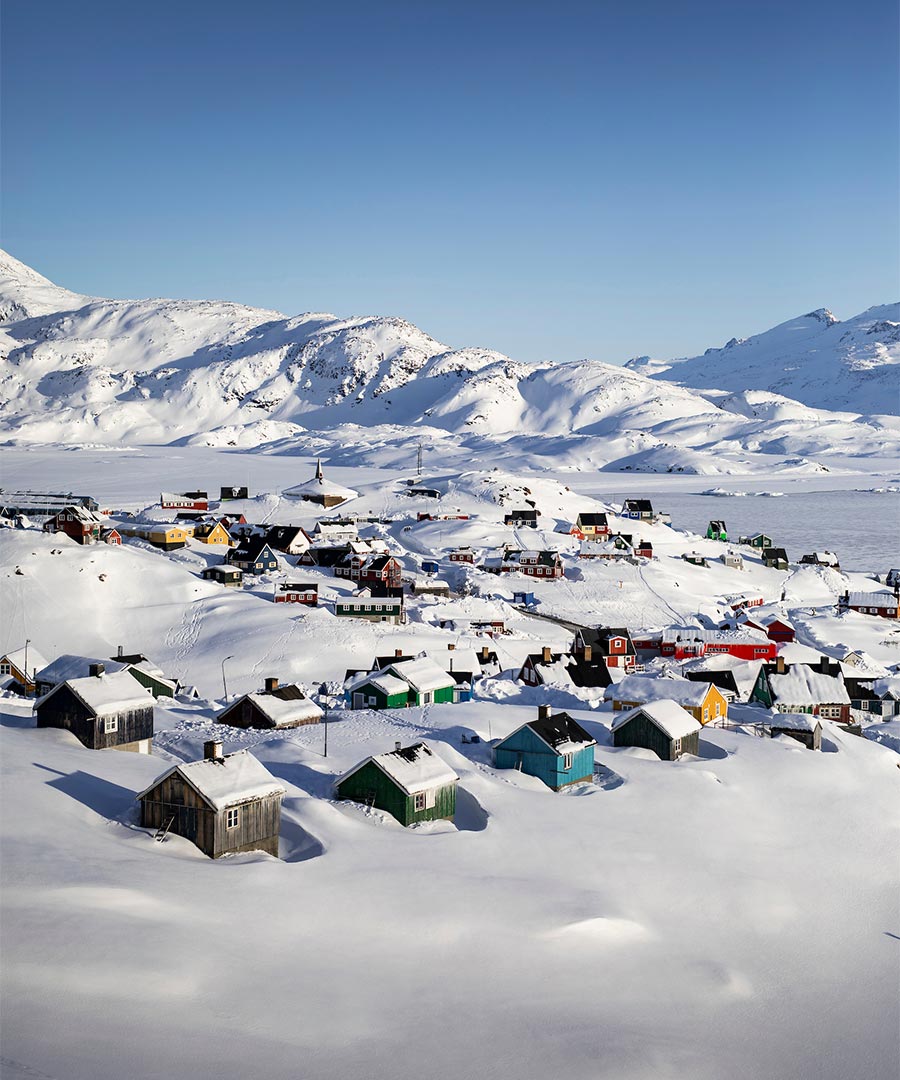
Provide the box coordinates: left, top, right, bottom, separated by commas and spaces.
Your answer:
24, 639, 30, 698
221, 655, 234, 702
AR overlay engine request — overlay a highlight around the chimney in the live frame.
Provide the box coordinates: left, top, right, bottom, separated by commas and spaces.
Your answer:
542, 646, 552, 663
583, 645, 592, 662
538, 704, 551, 721
264, 677, 279, 693
89, 663, 105, 678
204, 740, 223, 761
480, 646, 489, 661
447, 643, 455, 650
395, 648, 403, 657
819, 656, 831, 674
395, 741, 402, 752
117, 645, 124, 658
776, 655, 786, 674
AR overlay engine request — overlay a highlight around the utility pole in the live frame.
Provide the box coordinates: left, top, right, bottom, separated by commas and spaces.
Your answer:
323, 709, 328, 757
24, 638, 30, 698
416, 440, 423, 477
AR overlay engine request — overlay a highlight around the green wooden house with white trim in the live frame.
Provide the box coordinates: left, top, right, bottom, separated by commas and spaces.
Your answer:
345, 656, 456, 709
335, 741, 459, 826
706, 520, 727, 541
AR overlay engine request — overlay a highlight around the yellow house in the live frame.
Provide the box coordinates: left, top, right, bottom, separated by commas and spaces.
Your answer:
606, 675, 727, 726
193, 521, 232, 546
121, 523, 193, 550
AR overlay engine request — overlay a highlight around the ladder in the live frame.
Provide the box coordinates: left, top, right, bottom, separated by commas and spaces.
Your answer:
154, 816, 175, 842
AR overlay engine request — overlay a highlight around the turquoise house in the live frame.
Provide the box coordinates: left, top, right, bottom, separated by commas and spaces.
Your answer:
493, 706, 596, 790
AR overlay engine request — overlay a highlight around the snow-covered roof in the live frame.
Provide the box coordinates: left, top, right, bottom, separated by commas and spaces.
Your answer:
139, 749, 285, 811
283, 477, 359, 500
36, 654, 130, 686
235, 691, 323, 727
339, 741, 458, 795
873, 677, 900, 700
40, 671, 153, 716
413, 578, 451, 591
607, 675, 712, 708
346, 670, 410, 697
661, 626, 769, 645
386, 657, 456, 694
611, 700, 702, 740
769, 667, 850, 705
429, 649, 483, 676
844, 591, 900, 607
1, 645, 49, 675
769, 712, 821, 732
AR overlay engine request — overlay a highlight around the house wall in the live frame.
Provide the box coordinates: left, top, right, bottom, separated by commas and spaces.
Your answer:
36, 686, 154, 750
612, 713, 699, 760
494, 726, 594, 789
128, 668, 175, 699
336, 761, 456, 825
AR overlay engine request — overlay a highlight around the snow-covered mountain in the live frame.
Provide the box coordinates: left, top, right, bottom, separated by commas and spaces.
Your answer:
2, 250, 898, 473
627, 305, 900, 415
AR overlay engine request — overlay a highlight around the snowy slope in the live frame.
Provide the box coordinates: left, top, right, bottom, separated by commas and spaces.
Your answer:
2, 250, 899, 473
629, 306, 900, 415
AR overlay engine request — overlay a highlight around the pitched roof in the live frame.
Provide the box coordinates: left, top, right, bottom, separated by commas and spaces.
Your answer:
39, 671, 153, 716
843, 590, 900, 607
768, 667, 850, 705
611, 700, 702, 740
384, 657, 456, 694
606, 674, 712, 708
1, 645, 50, 676
769, 712, 821, 732
623, 499, 652, 512
338, 741, 458, 795
517, 711, 595, 754
139, 750, 285, 811
282, 475, 358, 500
347, 671, 411, 697
36, 654, 130, 686
224, 688, 323, 727
576, 512, 609, 525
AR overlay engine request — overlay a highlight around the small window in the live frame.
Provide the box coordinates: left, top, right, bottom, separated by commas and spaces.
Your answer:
226, 807, 240, 829
0, 663, 10, 676
860, 700, 869, 710
368, 695, 377, 706
563, 752, 573, 770
414, 792, 426, 812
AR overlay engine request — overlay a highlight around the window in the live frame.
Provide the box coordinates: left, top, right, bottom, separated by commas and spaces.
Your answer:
226, 807, 240, 829
563, 753, 573, 770
0, 663, 10, 676
103, 716, 118, 734
414, 792, 426, 812
859, 700, 869, 710
674, 738, 682, 753
715, 701, 721, 716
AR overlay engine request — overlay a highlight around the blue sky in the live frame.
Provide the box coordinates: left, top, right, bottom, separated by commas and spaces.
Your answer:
2, 0, 897, 363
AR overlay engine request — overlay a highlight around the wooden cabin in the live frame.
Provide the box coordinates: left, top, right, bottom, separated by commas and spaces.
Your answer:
35, 666, 154, 752
493, 705, 596, 790
193, 521, 232, 546
611, 701, 701, 760
839, 590, 900, 619
265, 525, 312, 556
739, 532, 772, 549
768, 713, 822, 750
43, 505, 105, 545
706, 520, 727, 541
0, 644, 49, 695
274, 582, 318, 605
346, 657, 455, 708
504, 508, 539, 528
571, 512, 610, 539
606, 674, 728, 725
763, 547, 790, 570
335, 741, 458, 826
682, 551, 708, 568
622, 499, 654, 521
160, 491, 208, 511
218, 679, 323, 729
573, 627, 637, 670
228, 540, 279, 575
100, 527, 122, 545
334, 595, 404, 624
138, 742, 285, 858
750, 657, 851, 722
449, 547, 475, 563
721, 552, 744, 570
202, 565, 244, 587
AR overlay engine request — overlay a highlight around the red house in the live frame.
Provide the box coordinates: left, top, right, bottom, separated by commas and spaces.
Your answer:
160, 491, 208, 511
101, 527, 122, 545
274, 583, 318, 605
334, 554, 403, 588
572, 627, 636, 670
449, 548, 475, 563
43, 506, 105, 545
659, 627, 777, 661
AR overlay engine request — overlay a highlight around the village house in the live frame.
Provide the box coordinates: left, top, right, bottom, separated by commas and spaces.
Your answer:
335, 741, 458, 825
493, 705, 596, 790
654, 626, 776, 661
228, 539, 279, 575
739, 532, 773, 549
193, 521, 232, 546
682, 551, 708, 568
412, 578, 451, 598
766, 713, 823, 750
723, 593, 764, 612
314, 520, 359, 544
886, 569, 900, 589
739, 613, 796, 643
504, 508, 539, 528
721, 551, 744, 570
449, 547, 475, 563
763, 547, 790, 570
100, 526, 122, 545
201, 565, 244, 587
298, 544, 352, 569
334, 552, 403, 588
218, 679, 323, 729
109, 646, 178, 698
706, 520, 727, 541
683, 656, 763, 702
579, 536, 634, 561
621, 498, 654, 521
265, 525, 312, 557
43, 505, 105, 545
138, 742, 285, 858
283, 459, 358, 508
484, 548, 565, 578
843, 675, 900, 718
573, 626, 637, 671
570, 512, 610, 539
518, 644, 616, 690
334, 594, 404, 624
220, 486, 249, 501
347, 657, 456, 709
838, 589, 900, 619
611, 700, 702, 760
0, 491, 99, 520
35, 666, 154, 752
274, 582, 318, 605
0, 644, 50, 695
606, 674, 728, 725
406, 485, 442, 499
160, 491, 208, 511
800, 551, 840, 570
123, 523, 193, 550
750, 656, 851, 723
35, 654, 129, 697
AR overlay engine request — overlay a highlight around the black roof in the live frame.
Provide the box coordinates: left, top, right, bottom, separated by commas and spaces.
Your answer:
565, 655, 613, 688
623, 499, 653, 512
266, 525, 308, 547
576, 512, 608, 525
764, 548, 789, 561
309, 546, 350, 566
266, 684, 308, 701
232, 538, 276, 561
505, 508, 538, 519
280, 581, 317, 591
528, 711, 594, 749
577, 627, 635, 654
686, 669, 738, 694
374, 653, 415, 670
369, 583, 404, 598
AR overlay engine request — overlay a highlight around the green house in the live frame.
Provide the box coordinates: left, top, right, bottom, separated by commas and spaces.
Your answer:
706, 520, 727, 541
346, 656, 456, 709
739, 532, 773, 549
682, 551, 708, 567
335, 741, 459, 826
346, 671, 412, 710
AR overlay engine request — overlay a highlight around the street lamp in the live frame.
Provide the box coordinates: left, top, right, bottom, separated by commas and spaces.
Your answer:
221, 655, 235, 702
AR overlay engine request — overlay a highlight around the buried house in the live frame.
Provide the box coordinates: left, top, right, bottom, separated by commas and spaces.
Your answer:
493, 705, 596, 790
610, 700, 702, 760
217, 679, 323, 729
35, 667, 155, 753
335, 741, 459, 826
138, 741, 286, 858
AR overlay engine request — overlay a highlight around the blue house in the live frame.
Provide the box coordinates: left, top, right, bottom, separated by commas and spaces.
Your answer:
493, 705, 596, 790
228, 540, 279, 575
421, 559, 439, 575
512, 590, 535, 606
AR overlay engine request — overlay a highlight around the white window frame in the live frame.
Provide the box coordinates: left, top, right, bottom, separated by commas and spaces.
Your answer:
859, 700, 869, 710
562, 752, 573, 770
413, 792, 426, 812
0, 662, 10, 676
226, 807, 240, 829
103, 716, 118, 734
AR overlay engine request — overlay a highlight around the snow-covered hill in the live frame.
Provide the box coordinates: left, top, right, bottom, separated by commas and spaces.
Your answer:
628, 306, 900, 415
2, 250, 898, 473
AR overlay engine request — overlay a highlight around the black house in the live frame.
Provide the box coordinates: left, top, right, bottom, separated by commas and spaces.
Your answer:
504, 509, 539, 527
220, 486, 249, 501
35, 666, 154, 753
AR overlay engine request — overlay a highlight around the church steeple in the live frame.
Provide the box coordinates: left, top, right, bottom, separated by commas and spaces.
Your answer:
315, 458, 324, 483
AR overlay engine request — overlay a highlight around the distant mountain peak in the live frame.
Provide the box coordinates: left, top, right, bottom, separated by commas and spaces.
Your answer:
802, 308, 838, 325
